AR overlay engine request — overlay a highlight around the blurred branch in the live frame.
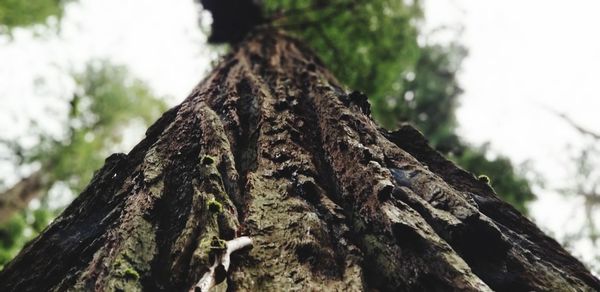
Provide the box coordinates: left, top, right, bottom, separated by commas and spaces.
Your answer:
550, 109, 600, 140
0, 170, 47, 224
0, 138, 26, 164
582, 189, 600, 205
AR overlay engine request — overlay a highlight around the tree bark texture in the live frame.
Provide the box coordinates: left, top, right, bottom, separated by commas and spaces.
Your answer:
0, 30, 598, 292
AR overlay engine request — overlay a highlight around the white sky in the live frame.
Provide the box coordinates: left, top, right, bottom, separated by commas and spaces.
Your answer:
425, 0, 600, 267
0, 0, 598, 269
0, 0, 213, 140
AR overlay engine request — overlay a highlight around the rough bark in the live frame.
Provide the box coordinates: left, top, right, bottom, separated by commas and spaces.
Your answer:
0, 30, 598, 291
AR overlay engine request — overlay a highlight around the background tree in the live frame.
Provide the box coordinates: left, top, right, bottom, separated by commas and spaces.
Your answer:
0, 61, 166, 267
551, 111, 600, 273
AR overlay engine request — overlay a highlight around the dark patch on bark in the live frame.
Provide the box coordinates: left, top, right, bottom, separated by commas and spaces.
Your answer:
391, 222, 426, 252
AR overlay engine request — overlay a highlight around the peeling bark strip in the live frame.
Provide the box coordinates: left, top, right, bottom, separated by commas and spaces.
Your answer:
0, 30, 598, 291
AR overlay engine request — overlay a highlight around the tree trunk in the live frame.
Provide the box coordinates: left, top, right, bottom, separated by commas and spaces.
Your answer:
0, 29, 598, 292
0, 170, 46, 223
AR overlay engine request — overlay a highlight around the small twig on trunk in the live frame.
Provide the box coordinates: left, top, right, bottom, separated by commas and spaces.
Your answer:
190, 236, 253, 292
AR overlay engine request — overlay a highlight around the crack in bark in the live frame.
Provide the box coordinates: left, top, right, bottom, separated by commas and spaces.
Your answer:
233, 77, 261, 218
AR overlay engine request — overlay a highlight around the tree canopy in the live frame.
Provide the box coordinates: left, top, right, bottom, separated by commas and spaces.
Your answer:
0, 0, 71, 32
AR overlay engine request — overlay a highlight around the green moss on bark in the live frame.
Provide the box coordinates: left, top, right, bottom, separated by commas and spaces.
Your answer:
207, 198, 223, 213
105, 219, 157, 292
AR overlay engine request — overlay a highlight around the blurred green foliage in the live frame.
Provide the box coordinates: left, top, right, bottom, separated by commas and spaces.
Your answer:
451, 145, 536, 209
31, 61, 167, 192
0, 0, 72, 31
376, 43, 465, 149
263, 0, 535, 213
0, 61, 166, 268
0, 207, 51, 265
